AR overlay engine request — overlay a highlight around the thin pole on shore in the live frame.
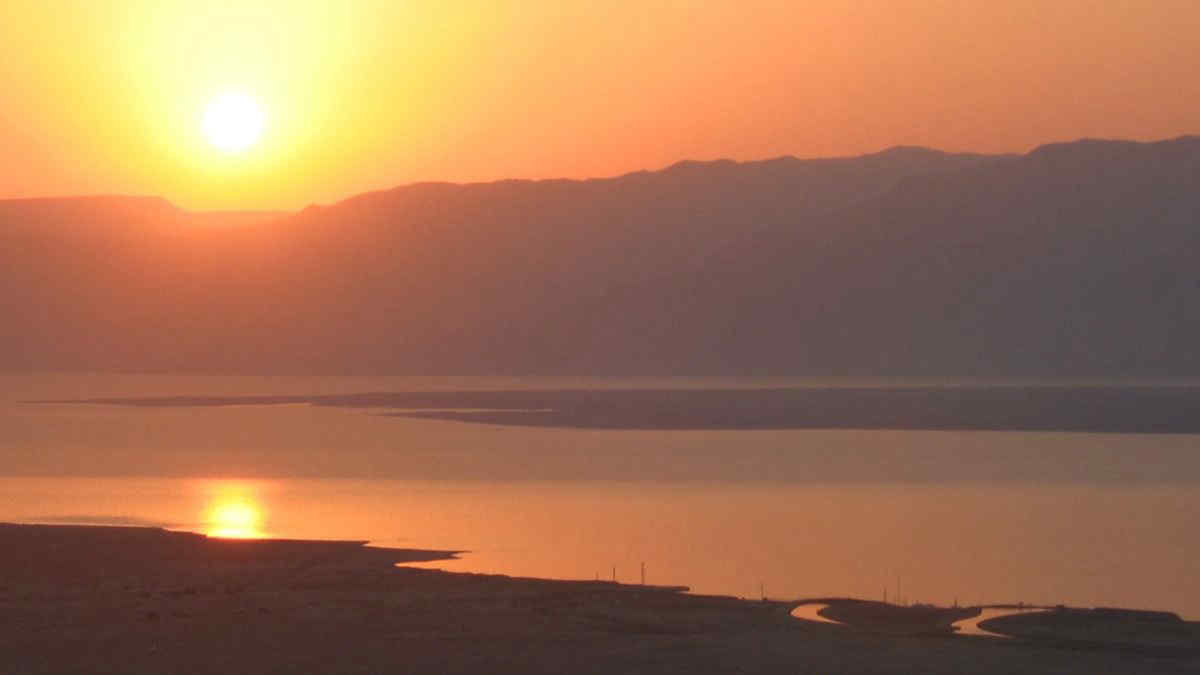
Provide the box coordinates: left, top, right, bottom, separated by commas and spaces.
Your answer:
612, 565, 616, 583
640, 562, 645, 586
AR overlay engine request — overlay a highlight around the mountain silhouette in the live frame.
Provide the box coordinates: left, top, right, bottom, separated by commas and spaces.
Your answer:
1, 136, 1196, 375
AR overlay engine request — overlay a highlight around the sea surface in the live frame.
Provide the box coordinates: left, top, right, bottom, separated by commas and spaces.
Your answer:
2, 374, 1198, 618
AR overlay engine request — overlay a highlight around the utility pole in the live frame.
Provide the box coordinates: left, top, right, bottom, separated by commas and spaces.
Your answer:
640, 562, 645, 586
612, 566, 616, 583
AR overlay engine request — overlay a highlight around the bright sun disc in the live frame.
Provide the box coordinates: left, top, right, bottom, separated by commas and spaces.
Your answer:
203, 93, 264, 153
206, 498, 265, 539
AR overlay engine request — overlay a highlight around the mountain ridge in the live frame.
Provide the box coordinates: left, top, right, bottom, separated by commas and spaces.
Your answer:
2, 135, 1197, 375
4, 135, 1193, 215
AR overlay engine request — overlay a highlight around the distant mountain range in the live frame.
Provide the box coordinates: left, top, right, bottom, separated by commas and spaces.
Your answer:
2, 136, 1198, 375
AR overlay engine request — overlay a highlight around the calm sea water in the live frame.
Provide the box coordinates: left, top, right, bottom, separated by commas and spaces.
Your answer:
2, 374, 1198, 618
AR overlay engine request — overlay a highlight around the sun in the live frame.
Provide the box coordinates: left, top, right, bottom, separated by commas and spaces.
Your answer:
203, 92, 265, 153
206, 497, 266, 539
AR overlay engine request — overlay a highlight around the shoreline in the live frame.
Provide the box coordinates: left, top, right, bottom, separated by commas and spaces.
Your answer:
3, 523, 1197, 674
30, 384, 1200, 434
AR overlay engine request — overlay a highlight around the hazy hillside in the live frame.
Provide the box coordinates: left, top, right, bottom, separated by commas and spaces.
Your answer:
2, 137, 1196, 375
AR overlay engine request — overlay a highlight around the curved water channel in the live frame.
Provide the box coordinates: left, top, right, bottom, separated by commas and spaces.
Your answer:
790, 602, 1048, 638
952, 608, 1049, 637
789, 603, 845, 625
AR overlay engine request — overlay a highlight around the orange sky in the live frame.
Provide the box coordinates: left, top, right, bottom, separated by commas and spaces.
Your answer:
1, 1, 1197, 210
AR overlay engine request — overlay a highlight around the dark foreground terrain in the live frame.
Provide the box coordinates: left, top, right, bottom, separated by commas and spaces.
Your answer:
2, 524, 1197, 674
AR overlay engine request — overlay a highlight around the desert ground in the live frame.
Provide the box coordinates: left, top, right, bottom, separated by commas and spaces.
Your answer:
2, 523, 1196, 674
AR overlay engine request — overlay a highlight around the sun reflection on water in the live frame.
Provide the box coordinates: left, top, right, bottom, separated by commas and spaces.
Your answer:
203, 482, 267, 539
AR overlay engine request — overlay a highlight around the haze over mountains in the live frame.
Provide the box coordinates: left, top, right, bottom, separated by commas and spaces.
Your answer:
3, 136, 1197, 376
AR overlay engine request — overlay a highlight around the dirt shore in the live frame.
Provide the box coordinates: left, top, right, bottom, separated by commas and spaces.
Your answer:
2, 523, 1196, 674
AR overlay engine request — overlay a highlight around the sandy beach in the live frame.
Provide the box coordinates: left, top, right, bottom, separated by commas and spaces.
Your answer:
2, 523, 1197, 674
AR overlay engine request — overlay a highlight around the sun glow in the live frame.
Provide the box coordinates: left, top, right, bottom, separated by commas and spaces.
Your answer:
203, 93, 265, 153
204, 485, 267, 539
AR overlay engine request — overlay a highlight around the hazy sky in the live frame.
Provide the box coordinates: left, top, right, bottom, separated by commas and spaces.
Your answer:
1, 1, 1196, 209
